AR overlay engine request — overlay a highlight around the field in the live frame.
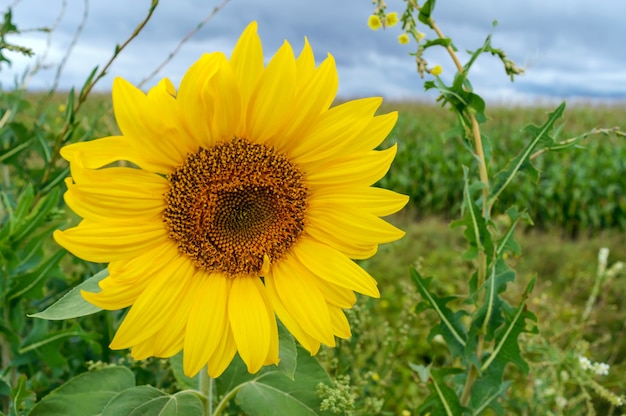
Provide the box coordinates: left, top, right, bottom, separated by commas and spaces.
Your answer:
2, 91, 626, 414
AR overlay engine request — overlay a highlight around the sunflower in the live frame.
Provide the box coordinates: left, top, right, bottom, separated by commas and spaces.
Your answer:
54, 21, 408, 378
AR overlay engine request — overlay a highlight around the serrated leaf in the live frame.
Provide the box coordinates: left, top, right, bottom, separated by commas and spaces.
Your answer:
28, 366, 135, 416
450, 166, 493, 261
471, 380, 511, 416
411, 269, 468, 358
102, 386, 203, 416
416, 368, 469, 416
29, 269, 107, 320
477, 277, 537, 403
488, 102, 566, 206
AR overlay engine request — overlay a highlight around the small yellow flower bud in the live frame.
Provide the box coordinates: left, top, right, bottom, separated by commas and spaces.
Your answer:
386, 12, 399, 27
371, 372, 380, 381
431, 65, 443, 76
401, 410, 411, 416
398, 33, 410, 45
58, 104, 67, 112
368, 15, 382, 31
416, 31, 426, 41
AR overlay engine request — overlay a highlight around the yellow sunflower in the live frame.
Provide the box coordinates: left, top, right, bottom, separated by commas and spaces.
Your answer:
54, 21, 408, 378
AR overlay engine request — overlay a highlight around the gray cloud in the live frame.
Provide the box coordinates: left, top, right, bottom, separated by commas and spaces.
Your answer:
2, 0, 625, 103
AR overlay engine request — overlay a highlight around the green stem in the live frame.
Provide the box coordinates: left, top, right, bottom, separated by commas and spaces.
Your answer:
198, 369, 213, 415
213, 383, 242, 416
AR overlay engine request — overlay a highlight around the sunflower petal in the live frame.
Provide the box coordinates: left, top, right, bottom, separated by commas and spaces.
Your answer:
247, 41, 296, 143
109, 256, 195, 349
228, 277, 274, 373
309, 186, 409, 217
265, 275, 321, 354
230, 21, 263, 129
183, 273, 231, 377
54, 220, 167, 263
270, 254, 335, 346
294, 236, 380, 298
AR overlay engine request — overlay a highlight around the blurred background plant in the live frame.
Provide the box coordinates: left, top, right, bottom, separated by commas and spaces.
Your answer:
1, 0, 626, 414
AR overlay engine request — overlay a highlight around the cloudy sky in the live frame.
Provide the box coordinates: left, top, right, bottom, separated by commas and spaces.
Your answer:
2, 0, 625, 103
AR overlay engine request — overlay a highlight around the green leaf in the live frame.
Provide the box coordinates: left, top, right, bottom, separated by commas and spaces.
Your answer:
411, 269, 468, 358
469, 278, 538, 412
7, 249, 65, 301
28, 366, 135, 416
416, 368, 469, 416
418, 0, 437, 25
408, 363, 431, 383
450, 166, 493, 261
169, 353, 199, 391
217, 321, 298, 393
102, 386, 203, 416
234, 346, 333, 416
29, 269, 107, 320
480, 277, 537, 376
275, 321, 298, 380
10, 375, 35, 416
488, 102, 566, 206
217, 342, 331, 416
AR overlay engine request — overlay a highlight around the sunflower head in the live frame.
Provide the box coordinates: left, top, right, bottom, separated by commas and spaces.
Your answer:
54, 21, 408, 378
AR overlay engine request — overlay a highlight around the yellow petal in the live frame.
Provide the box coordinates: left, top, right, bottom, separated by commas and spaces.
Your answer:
296, 37, 315, 78
108, 256, 195, 349
265, 275, 321, 354
60, 136, 145, 171
309, 186, 409, 217
183, 273, 231, 377
314, 278, 357, 309
177, 53, 221, 149
205, 54, 241, 142
290, 97, 382, 165
328, 306, 351, 339
279, 53, 338, 155
247, 41, 296, 144
64, 169, 167, 222
270, 254, 335, 346
305, 145, 398, 189
112, 77, 191, 169
230, 21, 263, 131
294, 236, 380, 298
206, 326, 237, 378
352, 111, 398, 153
54, 220, 167, 263
228, 277, 274, 373
307, 206, 405, 247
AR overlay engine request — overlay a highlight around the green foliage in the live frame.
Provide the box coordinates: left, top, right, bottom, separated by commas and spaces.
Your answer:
380, 104, 626, 233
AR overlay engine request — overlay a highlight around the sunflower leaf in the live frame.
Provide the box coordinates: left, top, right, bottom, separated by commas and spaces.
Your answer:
27, 366, 134, 416
29, 269, 107, 320
169, 352, 198, 391
234, 345, 333, 416
102, 386, 203, 416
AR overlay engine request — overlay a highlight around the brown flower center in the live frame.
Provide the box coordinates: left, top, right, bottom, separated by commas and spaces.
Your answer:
163, 138, 307, 276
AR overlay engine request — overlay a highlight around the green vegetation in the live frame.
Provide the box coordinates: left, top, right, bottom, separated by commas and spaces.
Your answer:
380, 102, 626, 234
3, 86, 625, 414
